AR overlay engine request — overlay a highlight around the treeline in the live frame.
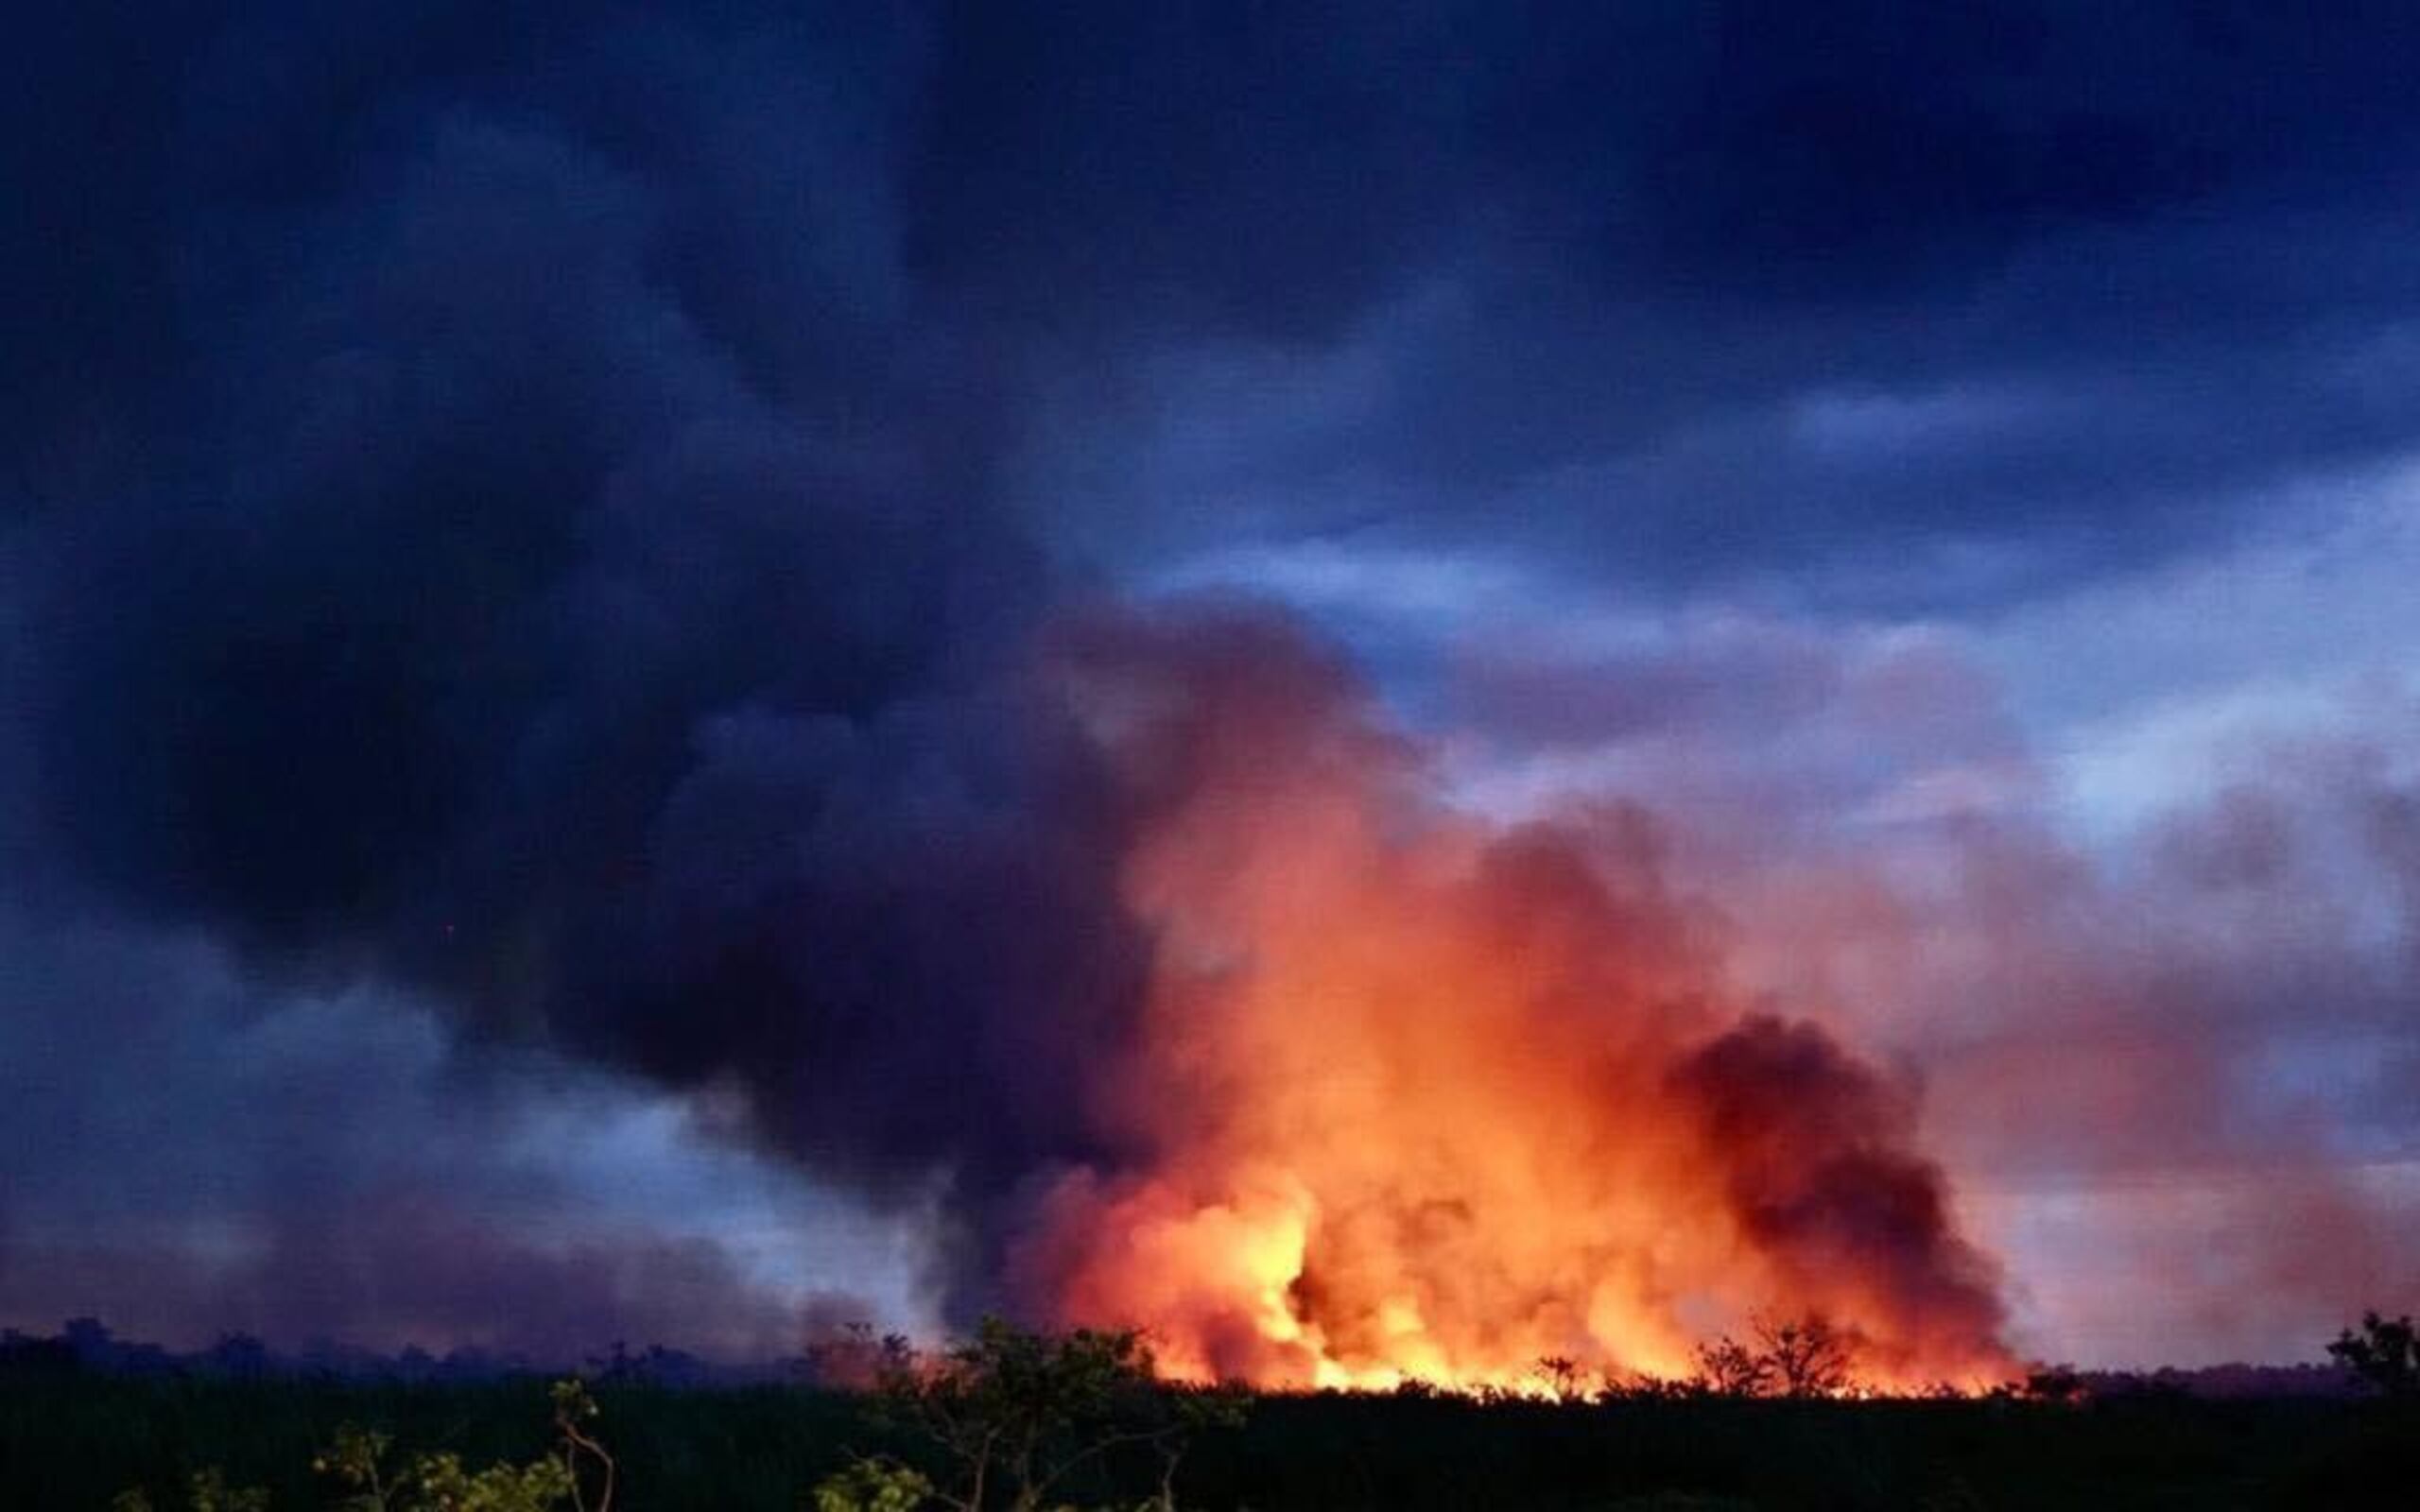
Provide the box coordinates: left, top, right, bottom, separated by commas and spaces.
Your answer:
0, 1318, 804, 1388
1, 1314, 2410, 1510
2, 1313, 2383, 1400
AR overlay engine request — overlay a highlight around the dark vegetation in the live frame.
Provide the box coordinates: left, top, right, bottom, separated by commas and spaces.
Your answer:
2, 1315, 2408, 1510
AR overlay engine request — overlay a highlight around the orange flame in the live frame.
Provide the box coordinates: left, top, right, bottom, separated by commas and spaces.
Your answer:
1017, 614, 2011, 1394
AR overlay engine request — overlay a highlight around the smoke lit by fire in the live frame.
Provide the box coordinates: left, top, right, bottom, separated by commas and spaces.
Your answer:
1010, 611, 2011, 1393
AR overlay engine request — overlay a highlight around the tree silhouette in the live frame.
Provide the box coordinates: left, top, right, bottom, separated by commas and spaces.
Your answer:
1755, 1314, 1852, 1398
842, 1318, 1246, 1512
2327, 1311, 2418, 1398
1689, 1312, 1854, 1398
1530, 1354, 1593, 1402
1691, 1334, 1774, 1398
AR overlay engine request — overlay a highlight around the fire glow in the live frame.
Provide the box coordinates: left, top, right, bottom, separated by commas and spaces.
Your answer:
1012, 614, 2013, 1394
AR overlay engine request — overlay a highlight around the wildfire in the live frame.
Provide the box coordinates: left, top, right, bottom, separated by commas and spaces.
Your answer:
1012, 614, 2011, 1396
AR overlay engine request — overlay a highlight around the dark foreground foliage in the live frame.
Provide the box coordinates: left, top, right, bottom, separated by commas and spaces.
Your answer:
3, 1361, 2407, 1512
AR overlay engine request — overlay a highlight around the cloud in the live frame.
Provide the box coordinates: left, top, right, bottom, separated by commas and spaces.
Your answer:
22, 3, 2420, 600
965, 4, 2420, 603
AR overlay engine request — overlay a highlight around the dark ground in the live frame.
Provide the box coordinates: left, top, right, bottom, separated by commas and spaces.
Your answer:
3, 1363, 2406, 1511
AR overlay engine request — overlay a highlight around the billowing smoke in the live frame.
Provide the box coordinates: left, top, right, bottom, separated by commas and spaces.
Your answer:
6, 6, 1167, 1325
1416, 613, 2420, 1367
1011, 610, 2005, 1386
13, 157, 2018, 1372
10, 2, 2416, 1373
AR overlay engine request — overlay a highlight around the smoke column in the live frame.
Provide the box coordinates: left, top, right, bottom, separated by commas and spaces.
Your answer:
1014, 610, 2007, 1387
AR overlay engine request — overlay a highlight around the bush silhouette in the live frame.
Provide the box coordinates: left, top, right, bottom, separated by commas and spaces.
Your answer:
2326, 1311, 2418, 1398
826, 1317, 1246, 1512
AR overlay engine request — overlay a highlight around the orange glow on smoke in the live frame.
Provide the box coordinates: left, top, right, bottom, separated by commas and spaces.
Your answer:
1017, 618, 2012, 1395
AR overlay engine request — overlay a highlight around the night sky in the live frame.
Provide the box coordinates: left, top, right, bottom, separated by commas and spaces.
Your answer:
5, 3, 2418, 1372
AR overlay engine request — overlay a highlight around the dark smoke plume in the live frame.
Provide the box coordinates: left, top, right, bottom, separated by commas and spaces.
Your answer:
1673, 1017, 2005, 1370
11, 3, 1153, 1313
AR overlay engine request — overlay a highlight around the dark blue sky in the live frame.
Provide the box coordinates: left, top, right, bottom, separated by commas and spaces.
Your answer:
3, 2, 2416, 1369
